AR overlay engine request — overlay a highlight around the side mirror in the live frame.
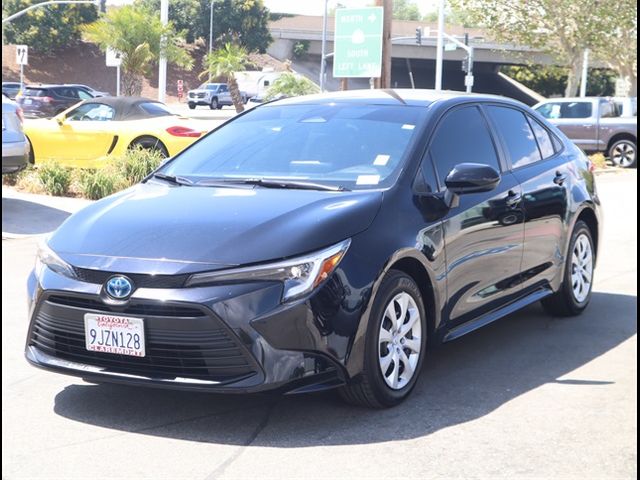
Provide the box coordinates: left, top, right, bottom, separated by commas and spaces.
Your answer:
443, 163, 501, 208
54, 113, 66, 126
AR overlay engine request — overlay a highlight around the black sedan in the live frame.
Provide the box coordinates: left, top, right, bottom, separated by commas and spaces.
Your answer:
25, 90, 601, 407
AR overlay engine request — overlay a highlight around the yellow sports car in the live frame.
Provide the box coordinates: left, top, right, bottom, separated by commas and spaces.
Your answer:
23, 97, 212, 168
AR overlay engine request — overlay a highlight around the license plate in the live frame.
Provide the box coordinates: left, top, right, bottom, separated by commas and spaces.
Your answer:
84, 313, 145, 357
24, 98, 32, 105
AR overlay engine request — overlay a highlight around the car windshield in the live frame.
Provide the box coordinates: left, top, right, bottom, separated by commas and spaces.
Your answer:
199, 84, 221, 91
161, 103, 427, 190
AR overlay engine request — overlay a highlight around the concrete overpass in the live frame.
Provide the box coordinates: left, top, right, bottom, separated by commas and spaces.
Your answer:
268, 16, 552, 105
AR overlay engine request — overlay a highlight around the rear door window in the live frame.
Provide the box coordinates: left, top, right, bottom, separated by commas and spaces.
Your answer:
429, 106, 501, 187
527, 116, 557, 159
23, 88, 48, 97
486, 106, 542, 169
536, 101, 593, 119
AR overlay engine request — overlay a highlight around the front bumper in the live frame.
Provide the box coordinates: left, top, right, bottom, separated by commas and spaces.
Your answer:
25, 266, 352, 394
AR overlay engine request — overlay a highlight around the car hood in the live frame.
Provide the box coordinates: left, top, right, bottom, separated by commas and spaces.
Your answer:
49, 182, 383, 275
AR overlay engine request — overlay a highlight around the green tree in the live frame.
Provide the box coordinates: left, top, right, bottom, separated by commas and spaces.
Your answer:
265, 73, 319, 100
84, 4, 193, 96
200, 43, 250, 113
2, 0, 97, 55
393, 0, 421, 21
136, 0, 272, 53
501, 65, 617, 97
591, 0, 637, 96
453, 0, 615, 96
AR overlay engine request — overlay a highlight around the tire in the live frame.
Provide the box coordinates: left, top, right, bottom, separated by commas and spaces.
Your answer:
608, 139, 637, 168
216, 104, 223, 110
188, 102, 196, 110
129, 137, 169, 158
209, 97, 218, 110
338, 270, 427, 408
542, 220, 595, 317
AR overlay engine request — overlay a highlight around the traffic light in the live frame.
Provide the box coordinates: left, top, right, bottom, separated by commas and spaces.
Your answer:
461, 56, 472, 73
416, 28, 422, 45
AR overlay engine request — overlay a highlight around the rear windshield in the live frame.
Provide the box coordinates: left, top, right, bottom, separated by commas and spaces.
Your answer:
23, 88, 49, 97
161, 103, 427, 190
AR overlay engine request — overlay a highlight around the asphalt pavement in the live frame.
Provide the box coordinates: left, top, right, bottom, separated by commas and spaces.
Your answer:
1, 170, 636, 480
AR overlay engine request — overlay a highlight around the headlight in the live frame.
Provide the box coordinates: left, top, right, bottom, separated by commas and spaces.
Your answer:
35, 238, 76, 280
185, 239, 351, 302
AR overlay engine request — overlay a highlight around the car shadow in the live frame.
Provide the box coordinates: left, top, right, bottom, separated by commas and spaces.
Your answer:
2, 197, 71, 236
53, 291, 636, 447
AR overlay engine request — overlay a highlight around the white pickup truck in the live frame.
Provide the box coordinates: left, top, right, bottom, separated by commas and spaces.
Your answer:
187, 83, 248, 110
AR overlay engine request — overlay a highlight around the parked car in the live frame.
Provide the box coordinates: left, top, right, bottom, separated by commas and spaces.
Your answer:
15, 84, 95, 118
64, 83, 110, 97
23, 96, 210, 168
25, 90, 601, 407
2, 95, 30, 174
2, 81, 22, 100
612, 96, 637, 118
187, 83, 248, 109
534, 97, 637, 168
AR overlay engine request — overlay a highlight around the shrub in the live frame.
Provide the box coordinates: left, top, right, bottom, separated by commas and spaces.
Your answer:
111, 147, 164, 186
292, 40, 310, 58
77, 168, 123, 200
16, 167, 45, 194
589, 153, 608, 169
37, 162, 72, 196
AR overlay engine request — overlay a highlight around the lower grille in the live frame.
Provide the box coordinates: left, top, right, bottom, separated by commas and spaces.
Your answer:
29, 295, 258, 383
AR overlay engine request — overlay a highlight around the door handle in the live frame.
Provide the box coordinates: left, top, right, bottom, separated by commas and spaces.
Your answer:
553, 171, 567, 185
505, 190, 522, 207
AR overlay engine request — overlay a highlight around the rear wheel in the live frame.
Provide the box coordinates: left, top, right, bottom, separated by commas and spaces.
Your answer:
542, 220, 595, 316
609, 139, 637, 168
339, 270, 427, 408
129, 136, 169, 158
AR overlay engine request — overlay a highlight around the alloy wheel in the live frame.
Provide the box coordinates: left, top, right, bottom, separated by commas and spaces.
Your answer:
611, 141, 636, 168
378, 292, 422, 390
571, 233, 593, 303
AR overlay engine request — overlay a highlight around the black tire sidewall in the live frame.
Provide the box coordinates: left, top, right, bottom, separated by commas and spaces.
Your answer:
210, 98, 218, 110
561, 221, 595, 312
188, 103, 196, 110
363, 271, 427, 406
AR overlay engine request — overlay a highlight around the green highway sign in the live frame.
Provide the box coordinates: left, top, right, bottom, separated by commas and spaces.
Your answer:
333, 7, 384, 78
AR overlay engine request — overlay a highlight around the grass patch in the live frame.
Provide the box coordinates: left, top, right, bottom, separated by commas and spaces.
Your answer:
589, 153, 608, 169
37, 162, 73, 196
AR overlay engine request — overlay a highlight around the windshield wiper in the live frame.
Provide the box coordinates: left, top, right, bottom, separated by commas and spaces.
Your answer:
149, 173, 194, 186
197, 178, 350, 192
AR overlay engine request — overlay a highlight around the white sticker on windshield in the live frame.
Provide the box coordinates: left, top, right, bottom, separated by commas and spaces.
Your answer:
402, 124, 416, 130
356, 175, 381, 185
373, 154, 390, 166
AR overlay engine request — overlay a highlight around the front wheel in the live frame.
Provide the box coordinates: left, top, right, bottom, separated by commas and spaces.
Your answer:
542, 220, 595, 316
209, 98, 218, 110
339, 270, 427, 408
609, 139, 637, 168
188, 102, 196, 110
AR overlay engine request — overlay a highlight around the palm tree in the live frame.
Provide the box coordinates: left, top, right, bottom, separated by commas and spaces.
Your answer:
84, 5, 193, 96
200, 43, 251, 113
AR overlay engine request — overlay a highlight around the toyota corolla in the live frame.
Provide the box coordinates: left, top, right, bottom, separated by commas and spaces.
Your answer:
25, 90, 601, 408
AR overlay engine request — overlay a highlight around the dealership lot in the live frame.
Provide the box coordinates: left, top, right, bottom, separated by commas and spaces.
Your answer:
2, 170, 636, 479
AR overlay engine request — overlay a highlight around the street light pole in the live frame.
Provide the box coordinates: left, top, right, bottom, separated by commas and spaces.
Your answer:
435, 0, 445, 91
580, 49, 590, 98
319, 0, 328, 91
2, 0, 98, 24
158, 0, 168, 103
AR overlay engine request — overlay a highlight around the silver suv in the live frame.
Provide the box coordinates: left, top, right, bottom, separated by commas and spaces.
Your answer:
187, 83, 247, 110
2, 95, 30, 174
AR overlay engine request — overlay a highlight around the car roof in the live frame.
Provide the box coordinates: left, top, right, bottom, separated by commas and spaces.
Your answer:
269, 88, 525, 108
73, 96, 173, 120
